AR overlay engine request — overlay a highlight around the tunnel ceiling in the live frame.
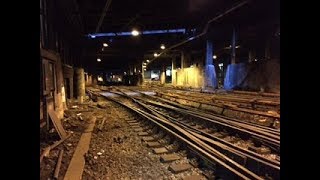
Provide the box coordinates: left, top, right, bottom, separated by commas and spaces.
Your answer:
58, 0, 279, 71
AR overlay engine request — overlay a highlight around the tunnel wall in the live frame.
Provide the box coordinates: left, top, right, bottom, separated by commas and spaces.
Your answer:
224, 60, 280, 93
40, 49, 67, 119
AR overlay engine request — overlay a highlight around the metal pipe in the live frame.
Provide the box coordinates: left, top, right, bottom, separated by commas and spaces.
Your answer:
95, 0, 112, 33
148, 0, 249, 64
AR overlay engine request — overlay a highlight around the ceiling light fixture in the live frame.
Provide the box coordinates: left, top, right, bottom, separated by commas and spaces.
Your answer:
97, 58, 101, 62
160, 44, 165, 49
213, 55, 217, 59
146, 59, 150, 62
131, 29, 140, 36
154, 53, 158, 57
103, 43, 108, 47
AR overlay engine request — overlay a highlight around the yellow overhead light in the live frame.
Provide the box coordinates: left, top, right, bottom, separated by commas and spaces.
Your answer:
146, 59, 150, 62
131, 29, 140, 36
154, 53, 158, 57
160, 44, 165, 49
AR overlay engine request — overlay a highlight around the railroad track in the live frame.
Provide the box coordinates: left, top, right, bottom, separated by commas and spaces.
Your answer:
87, 87, 280, 179
118, 86, 280, 129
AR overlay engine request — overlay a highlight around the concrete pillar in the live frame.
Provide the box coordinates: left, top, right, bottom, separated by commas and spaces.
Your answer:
204, 40, 217, 88
181, 52, 185, 69
88, 75, 92, 85
141, 62, 145, 84
265, 39, 271, 60
231, 28, 236, 64
92, 75, 97, 86
206, 41, 213, 65
248, 49, 255, 63
160, 64, 166, 84
69, 77, 74, 99
171, 57, 176, 86
181, 51, 191, 85
75, 68, 85, 103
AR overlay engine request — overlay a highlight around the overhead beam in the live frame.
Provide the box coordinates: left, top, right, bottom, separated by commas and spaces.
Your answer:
88, 28, 186, 38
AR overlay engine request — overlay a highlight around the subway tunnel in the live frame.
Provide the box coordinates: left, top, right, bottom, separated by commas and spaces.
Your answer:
40, 0, 280, 179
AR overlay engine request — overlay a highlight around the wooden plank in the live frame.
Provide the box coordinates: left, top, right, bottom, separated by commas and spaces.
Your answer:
160, 154, 180, 162
142, 136, 155, 142
153, 147, 168, 154
138, 132, 149, 136
48, 109, 67, 139
64, 118, 96, 180
146, 142, 162, 148
169, 163, 193, 173
183, 175, 204, 180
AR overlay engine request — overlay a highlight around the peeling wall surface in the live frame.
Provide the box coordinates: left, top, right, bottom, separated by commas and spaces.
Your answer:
41, 49, 67, 120
172, 66, 204, 88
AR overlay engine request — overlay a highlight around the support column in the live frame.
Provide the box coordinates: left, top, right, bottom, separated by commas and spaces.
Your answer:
181, 51, 185, 69
181, 51, 191, 85
224, 27, 247, 90
171, 57, 176, 86
75, 68, 85, 103
141, 62, 145, 85
204, 40, 217, 88
231, 27, 236, 64
265, 39, 271, 61
160, 64, 166, 85
92, 75, 97, 87
69, 77, 74, 99
248, 49, 255, 63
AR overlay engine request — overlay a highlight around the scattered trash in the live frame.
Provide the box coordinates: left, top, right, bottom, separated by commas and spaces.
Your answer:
76, 113, 82, 116
97, 152, 103, 156
101, 149, 105, 153
64, 113, 69, 118
67, 143, 72, 146
93, 156, 98, 160
267, 110, 279, 116
78, 116, 84, 121
258, 119, 267, 122
71, 105, 78, 109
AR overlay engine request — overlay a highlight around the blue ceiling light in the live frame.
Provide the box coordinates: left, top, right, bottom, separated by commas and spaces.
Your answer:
87, 28, 187, 38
